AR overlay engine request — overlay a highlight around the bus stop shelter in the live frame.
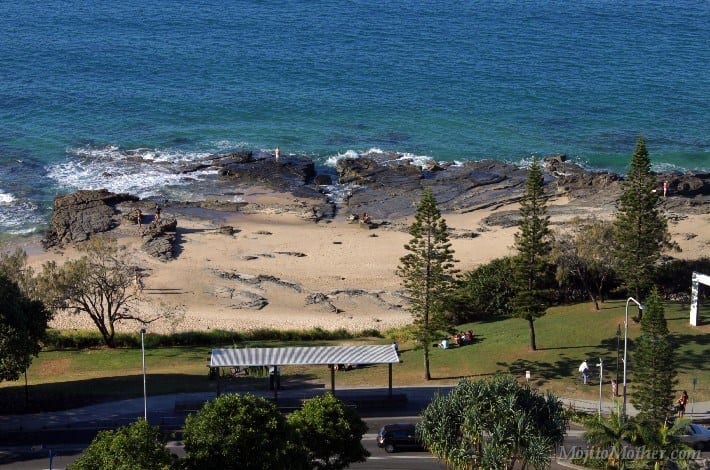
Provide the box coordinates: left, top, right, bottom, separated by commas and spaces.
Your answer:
210, 344, 400, 400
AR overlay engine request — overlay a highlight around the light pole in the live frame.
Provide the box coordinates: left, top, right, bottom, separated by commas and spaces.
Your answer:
597, 358, 603, 417
141, 328, 147, 421
623, 297, 643, 419
615, 324, 621, 395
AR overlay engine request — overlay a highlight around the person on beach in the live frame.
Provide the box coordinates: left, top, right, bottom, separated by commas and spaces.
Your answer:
155, 204, 161, 224
676, 390, 689, 417
275, 147, 280, 161
663, 180, 669, 197
134, 270, 144, 297
136, 208, 142, 235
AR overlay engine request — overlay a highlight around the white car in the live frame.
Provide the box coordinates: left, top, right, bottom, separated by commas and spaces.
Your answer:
680, 423, 710, 450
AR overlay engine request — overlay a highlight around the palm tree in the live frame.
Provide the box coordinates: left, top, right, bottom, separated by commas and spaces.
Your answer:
583, 402, 636, 469
632, 418, 695, 470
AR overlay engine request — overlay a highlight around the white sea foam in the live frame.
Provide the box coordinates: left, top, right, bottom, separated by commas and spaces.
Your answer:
47, 145, 218, 200
0, 190, 16, 204
324, 149, 361, 167
324, 148, 440, 170
394, 152, 435, 168
0, 197, 41, 233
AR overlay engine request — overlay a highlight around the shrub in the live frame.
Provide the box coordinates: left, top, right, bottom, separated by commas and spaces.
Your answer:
69, 419, 173, 470
42, 327, 380, 350
182, 394, 304, 470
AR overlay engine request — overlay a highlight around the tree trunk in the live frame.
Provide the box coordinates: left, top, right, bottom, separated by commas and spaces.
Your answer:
528, 316, 537, 351
423, 343, 431, 380
591, 293, 600, 311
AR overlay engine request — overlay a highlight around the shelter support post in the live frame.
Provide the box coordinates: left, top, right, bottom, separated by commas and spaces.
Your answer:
690, 272, 709, 326
388, 363, 392, 398
273, 365, 278, 402
331, 365, 335, 393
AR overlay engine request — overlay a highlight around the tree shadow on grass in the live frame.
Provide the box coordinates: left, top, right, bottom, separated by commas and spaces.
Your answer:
0, 374, 214, 415
0, 371, 327, 416
670, 332, 710, 375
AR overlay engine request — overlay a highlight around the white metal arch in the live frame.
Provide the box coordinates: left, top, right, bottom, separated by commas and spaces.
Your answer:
690, 271, 710, 326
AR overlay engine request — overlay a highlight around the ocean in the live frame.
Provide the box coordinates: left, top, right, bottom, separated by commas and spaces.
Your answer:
0, 0, 708, 235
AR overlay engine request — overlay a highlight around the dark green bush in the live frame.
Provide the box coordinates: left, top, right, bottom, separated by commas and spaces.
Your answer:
43, 327, 380, 350
654, 257, 710, 302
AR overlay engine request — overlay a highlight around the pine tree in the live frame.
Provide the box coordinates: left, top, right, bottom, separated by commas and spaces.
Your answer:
613, 137, 671, 305
512, 158, 552, 351
630, 288, 677, 427
397, 188, 458, 380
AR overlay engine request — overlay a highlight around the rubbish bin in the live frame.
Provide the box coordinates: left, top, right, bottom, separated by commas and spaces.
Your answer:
269, 366, 281, 390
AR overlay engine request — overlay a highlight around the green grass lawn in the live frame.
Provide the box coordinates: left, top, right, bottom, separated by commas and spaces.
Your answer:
1, 300, 707, 413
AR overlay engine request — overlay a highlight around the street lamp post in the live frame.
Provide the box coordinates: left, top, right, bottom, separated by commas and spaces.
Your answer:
623, 297, 643, 419
616, 324, 621, 396
597, 358, 603, 417
141, 328, 147, 421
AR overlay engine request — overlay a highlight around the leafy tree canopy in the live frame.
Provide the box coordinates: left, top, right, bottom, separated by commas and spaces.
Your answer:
69, 419, 173, 470
182, 393, 304, 470
37, 235, 174, 347
0, 273, 50, 383
288, 392, 369, 470
448, 257, 516, 323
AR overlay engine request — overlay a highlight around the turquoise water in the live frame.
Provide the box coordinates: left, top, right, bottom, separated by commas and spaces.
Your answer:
0, 0, 708, 233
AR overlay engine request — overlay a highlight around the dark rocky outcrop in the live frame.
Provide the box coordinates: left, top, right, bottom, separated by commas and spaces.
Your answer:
216, 153, 317, 191
43, 189, 138, 248
141, 217, 177, 261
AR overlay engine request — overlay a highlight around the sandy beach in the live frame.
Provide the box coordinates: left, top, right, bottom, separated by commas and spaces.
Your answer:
18, 188, 710, 335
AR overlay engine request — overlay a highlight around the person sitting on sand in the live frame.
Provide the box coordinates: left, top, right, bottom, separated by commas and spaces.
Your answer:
360, 212, 371, 224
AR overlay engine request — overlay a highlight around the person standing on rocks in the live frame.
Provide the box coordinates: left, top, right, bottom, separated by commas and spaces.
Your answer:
275, 147, 280, 161
155, 204, 161, 224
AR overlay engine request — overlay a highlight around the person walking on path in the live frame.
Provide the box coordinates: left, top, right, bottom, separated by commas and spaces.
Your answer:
579, 360, 590, 385
676, 390, 689, 417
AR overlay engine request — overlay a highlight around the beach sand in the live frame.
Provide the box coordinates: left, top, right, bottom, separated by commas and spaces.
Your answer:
20, 190, 710, 335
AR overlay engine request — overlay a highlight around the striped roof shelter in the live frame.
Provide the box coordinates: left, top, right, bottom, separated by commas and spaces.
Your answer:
210, 344, 401, 398
210, 344, 400, 368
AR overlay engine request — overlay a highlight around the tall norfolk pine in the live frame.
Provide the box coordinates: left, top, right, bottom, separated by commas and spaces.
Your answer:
397, 188, 458, 381
631, 288, 677, 427
613, 137, 672, 303
513, 158, 552, 351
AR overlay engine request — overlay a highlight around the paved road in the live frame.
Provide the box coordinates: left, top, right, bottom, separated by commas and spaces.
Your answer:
1, 388, 708, 469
